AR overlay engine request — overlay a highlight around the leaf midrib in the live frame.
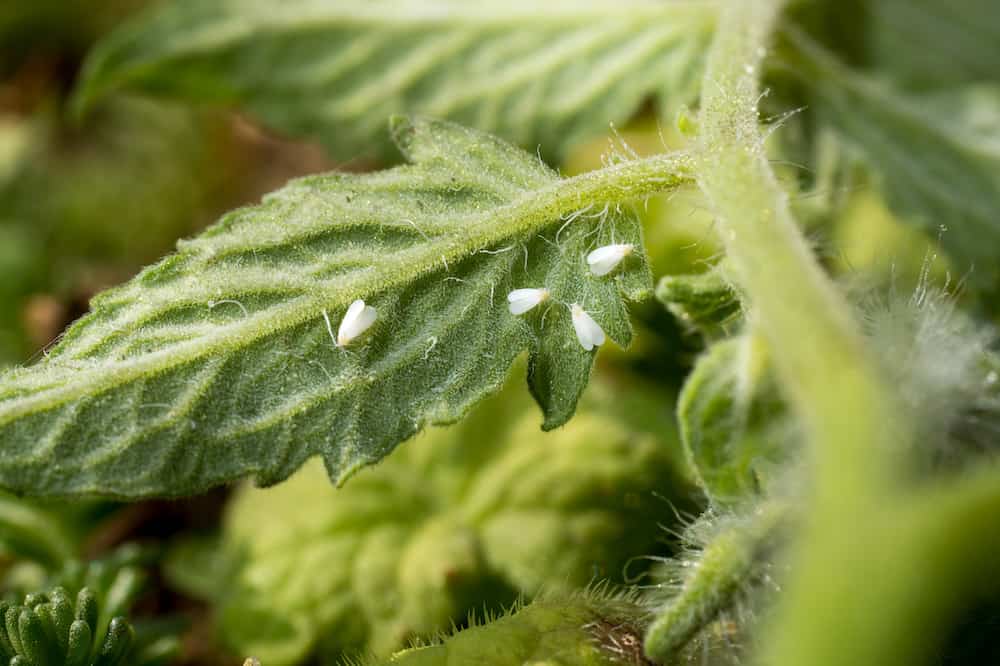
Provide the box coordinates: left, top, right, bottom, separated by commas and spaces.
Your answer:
0, 152, 692, 424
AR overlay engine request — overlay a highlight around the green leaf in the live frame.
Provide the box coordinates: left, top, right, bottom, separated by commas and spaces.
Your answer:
162, 535, 233, 603
677, 335, 789, 505
791, 0, 999, 91
382, 592, 649, 666
73, 0, 715, 161
0, 117, 685, 499
788, 32, 1000, 290
655, 261, 740, 336
217, 371, 692, 664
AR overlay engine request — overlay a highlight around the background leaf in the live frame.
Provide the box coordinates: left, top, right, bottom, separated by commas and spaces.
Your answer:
215, 372, 694, 663
802, 0, 1000, 90
73, 0, 715, 161
0, 494, 76, 570
787, 33, 1000, 291
0, 0, 146, 77
0, 117, 660, 499
0, 98, 249, 366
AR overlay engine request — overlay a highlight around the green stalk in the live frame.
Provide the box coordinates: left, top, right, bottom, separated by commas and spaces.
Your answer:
644, 3, 997, 665
644, 502, 788, 663
695, 0, 901, 501
763, 464, 1000, 666
684, 2, 915, 666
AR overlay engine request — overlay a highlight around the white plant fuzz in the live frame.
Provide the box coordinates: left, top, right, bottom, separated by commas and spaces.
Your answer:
570, 303, 605, 351
587, 243, 634, 276
507, 288, 550, 315
337, 299, 377, 347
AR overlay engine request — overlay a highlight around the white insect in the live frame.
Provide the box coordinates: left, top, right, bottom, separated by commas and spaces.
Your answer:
336, 299, 377, 347
507, 288, 550, 315
570, 303, 605, 351
586, 243, 634, 276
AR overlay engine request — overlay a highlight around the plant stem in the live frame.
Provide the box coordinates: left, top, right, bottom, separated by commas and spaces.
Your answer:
685, 2, 915, 666
644, 502, 788, 663
695, 0, 901, 501
765, 464, 1000, 666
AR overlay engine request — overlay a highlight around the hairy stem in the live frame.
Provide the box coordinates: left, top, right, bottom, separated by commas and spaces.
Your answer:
685, 2, 913, 666
644, 502, 788, 662
695, 0, 900, 500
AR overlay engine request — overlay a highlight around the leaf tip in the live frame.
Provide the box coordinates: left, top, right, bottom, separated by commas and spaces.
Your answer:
538, 401, 578, 433
328, 456, 367, 489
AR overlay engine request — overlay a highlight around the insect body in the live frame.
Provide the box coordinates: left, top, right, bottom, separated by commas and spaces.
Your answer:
570, 304, 605, 350
587, 243, 634, 276
507, 288, 550, 314
337, 299, 377, 347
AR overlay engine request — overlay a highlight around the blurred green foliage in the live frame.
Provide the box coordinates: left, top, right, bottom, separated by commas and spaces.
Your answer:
166, 369, 696, 664
0, 100, 235, 364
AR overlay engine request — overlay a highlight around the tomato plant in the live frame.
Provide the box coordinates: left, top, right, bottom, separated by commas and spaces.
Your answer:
1, 1, 999, 664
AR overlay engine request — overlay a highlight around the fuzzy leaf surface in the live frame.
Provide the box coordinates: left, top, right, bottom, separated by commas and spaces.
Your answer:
655, 262, 739, 337
382, 593, 648, 666
73, 0, 715, 161
678, 335, 789, 505
0, 117, 670, 498
216, 375, 692, 663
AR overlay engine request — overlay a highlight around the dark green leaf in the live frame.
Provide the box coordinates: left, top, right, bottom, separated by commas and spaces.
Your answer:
860, 0, 1000, 89
92, 618, 134, 666
64, 621, 93, 666
655, 262, 740, 336
0, 117, 679, 498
